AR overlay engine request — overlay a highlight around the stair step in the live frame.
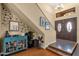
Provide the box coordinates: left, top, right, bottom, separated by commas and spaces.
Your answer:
47, 47, 71, 56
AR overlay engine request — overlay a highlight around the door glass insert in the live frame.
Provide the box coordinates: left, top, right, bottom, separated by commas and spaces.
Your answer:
66, 22, 72, 32
57, 23, 61, 32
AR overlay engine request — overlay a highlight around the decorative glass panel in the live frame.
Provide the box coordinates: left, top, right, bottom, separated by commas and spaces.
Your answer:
66, 22, 72, 32
57, 23, 61, 32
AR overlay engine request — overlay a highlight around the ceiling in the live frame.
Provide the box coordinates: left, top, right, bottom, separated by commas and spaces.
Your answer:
46, 3, 78, 13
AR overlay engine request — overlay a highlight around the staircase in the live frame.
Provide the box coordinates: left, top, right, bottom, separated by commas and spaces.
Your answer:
4, 3, 56, 48
2, 3, 45, 48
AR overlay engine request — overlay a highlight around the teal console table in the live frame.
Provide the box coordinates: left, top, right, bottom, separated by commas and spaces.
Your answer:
2, 35, 28, 55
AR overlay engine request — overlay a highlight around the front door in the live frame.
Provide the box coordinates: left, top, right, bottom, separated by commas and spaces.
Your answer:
55, 20, 64, 39
64, 17, 77, 42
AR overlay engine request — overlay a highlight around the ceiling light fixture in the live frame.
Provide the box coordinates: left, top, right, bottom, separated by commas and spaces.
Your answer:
55, 4, 64, 10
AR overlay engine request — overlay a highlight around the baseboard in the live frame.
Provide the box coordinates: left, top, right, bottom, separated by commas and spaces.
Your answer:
44, 40, 56, 49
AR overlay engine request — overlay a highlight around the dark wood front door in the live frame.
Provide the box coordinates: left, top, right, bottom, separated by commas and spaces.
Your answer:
55, 20, 64, 39
64, 17, 77, 42
55, 17, 77, 42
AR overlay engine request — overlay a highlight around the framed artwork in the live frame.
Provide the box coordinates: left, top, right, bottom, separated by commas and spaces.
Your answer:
40, 17, 46, 27
10, 21, 19, 31
45, 22, 50, 30
40, 16, 50, 30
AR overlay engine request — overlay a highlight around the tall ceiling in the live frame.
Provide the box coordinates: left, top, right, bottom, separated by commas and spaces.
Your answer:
41, 3, 78, 13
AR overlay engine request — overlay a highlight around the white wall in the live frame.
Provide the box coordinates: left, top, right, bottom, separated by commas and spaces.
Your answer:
37, 3, 56, 48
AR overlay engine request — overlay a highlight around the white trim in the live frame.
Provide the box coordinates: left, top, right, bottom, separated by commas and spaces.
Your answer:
44, 40, 56, 49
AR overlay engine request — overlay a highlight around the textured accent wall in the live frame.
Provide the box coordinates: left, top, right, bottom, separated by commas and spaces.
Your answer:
0, 4, 2, 37
1, 4, 32, 35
